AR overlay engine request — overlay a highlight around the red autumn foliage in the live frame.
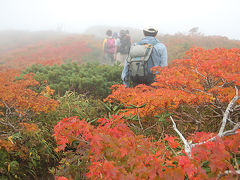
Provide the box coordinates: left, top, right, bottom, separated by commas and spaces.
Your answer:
105, 48, 240, 118
0, 35, 93, 69
55, 176, 72, 180
53, 116, 240, 179
52, 47, 240, 179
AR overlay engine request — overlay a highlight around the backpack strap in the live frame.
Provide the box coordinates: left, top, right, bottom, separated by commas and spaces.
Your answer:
143, 44, 154, 62
148, 41, 159, 67
149, 49, 155, 67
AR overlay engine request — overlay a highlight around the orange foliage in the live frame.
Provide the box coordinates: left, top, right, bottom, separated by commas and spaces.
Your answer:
0, 70, 59, 115
41, 85, 55, 96
0, 139, 14, 152
105, 48, 240, 117
19, 123, 40, 133
55, 176, 73, 180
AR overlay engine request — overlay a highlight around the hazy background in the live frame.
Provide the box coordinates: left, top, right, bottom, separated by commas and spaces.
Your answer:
0, 0, 240, 40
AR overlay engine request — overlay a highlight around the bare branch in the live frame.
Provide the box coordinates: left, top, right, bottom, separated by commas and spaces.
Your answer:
218, 86, 239, 136
208, 105, 222, 116
234, 105, 240, 110
180, 87, 193, 94
170, 116, 240, 157
222, 123, 240, 137
70, 135, 89, 145
0, 118, 17, 131
170, 86, 240, 160
0, 131, 8, 135
0, 99, 11, 112
192, 88, 212, 96
234, 153, 239, 170
192, 68, 207, 82
217, 170, 240, 179
191, 135, 218, 148
181, 111, 201, 124
143, 122, 158, 132
193, 68, 205, 78
136, 108, 143, 129
227, 118, 238, 126
170, 116, 192, 156
224, 170, 240, 174
218, 78, 231, 88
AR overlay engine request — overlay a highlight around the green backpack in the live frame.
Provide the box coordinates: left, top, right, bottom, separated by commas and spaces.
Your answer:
127, 44, 155, 85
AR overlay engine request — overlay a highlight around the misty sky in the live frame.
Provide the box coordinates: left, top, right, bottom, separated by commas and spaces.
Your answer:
1, 0, 240, 40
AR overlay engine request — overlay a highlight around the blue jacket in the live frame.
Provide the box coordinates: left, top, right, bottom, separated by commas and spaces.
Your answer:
121, 36, 168, 87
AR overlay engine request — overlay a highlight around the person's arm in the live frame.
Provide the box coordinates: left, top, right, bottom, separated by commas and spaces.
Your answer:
114, 46, 118, 60
159, 44, 168, 67
128, 35, 132, 45
114, 39, 120, 60
102, 38, 107, 53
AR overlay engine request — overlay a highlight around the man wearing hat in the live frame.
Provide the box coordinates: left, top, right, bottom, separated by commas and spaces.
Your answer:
121, 27, 168, 87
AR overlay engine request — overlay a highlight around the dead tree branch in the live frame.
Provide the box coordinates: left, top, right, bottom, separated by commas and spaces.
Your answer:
170, 86, 240, 157
218, 86, 239, 136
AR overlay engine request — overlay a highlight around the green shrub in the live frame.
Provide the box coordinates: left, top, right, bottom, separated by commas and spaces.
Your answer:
22, 62, 123, 99
0, 126, 59, 179
34, 91, 107, 128
0, 91, 110, 179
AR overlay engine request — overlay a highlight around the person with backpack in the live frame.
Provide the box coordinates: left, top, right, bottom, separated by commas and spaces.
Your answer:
125, 29, 132, 44
112, 32, 119, 40
115, 30, 132, 65
102, 29, 116, 64
121, 27, 168, 87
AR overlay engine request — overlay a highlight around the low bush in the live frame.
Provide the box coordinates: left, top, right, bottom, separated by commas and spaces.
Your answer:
22, 62, 123, 99
0, 123, 59, 179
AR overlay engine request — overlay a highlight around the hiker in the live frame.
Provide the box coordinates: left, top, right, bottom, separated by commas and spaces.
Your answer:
115, 30, 132, 66
102, 29, 115, 64
125, 30, 132, 44
112, 32, 119, 40
121, 27, 168, 87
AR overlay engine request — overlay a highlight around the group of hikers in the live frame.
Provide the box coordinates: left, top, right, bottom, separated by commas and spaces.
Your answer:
102, 29, 132, 66
102, 27, 168, 88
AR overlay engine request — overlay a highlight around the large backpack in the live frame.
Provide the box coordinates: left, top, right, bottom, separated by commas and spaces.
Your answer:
105, 38, 115, 54
118, 35, 131, 54
127, 44, 156, 85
